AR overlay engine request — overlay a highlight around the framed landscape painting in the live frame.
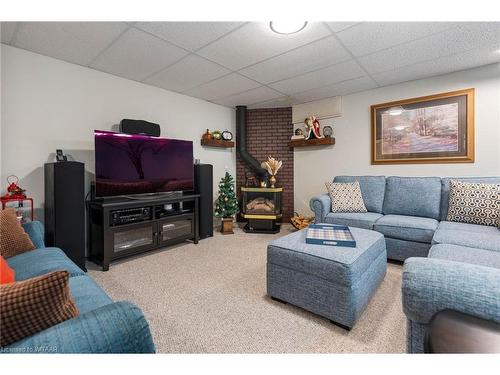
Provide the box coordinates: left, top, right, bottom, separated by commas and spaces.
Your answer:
371, 88, 474, 164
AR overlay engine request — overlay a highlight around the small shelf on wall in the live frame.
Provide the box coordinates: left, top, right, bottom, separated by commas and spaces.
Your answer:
289, 137, 335, 148
200, 139, 235, 148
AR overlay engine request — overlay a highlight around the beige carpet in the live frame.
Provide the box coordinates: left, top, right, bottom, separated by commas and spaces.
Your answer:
88, 224, 406, 353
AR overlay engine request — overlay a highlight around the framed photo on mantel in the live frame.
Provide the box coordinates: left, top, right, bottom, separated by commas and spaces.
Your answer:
371, 88, 474, 164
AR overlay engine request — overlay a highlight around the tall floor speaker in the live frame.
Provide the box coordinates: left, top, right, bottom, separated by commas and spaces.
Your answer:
45, 161, 86, 270
194, 164, 213, 239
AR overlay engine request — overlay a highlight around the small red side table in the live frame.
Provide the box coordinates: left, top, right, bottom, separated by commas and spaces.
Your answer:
1, 196, 34, 222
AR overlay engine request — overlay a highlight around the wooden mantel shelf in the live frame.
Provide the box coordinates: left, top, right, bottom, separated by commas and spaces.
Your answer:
289, 137, 335, 148
201, 139, 235, 148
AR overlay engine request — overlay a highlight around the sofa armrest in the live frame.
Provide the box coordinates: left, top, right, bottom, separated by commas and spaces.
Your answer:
402, 258, 500, 325
5, 301, 155, 353
309, 194, 331, 223
22, 221, 45, 249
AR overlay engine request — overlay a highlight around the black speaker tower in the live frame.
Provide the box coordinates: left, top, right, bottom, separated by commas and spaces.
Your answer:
44, 161, 86, 271
194, 164, 213, 239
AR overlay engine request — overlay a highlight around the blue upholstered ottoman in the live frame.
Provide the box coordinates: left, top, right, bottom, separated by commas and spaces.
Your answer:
267, 227, 387, 329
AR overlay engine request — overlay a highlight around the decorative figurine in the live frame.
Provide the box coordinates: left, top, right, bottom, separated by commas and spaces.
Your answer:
304, 116, 323, 140
245, 172, 259, 188
3, 175, 26, 199
202, 129, 212, 140
291, 127, 305, 140
211, 130, 222, 140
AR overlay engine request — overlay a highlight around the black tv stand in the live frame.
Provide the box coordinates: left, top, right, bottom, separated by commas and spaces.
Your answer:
87, 193, 199, 271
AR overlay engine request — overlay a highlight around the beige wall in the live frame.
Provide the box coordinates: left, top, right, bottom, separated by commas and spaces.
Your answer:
294, 63, 500, 214
1, 45, 236, 220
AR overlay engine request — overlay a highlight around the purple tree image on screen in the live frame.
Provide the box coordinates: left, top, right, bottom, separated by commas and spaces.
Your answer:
94, 130, 194, 197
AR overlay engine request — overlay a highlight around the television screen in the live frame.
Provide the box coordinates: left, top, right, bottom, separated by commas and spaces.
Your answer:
94, 130, 194, 197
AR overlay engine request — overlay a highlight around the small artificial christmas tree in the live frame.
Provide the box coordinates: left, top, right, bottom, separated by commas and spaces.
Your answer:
214, 172, 239, 219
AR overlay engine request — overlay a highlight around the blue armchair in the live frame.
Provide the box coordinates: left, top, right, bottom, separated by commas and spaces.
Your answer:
402, 258, 500, 353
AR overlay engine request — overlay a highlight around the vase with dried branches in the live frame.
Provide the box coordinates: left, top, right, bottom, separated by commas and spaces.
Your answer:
261, 156, 283, 188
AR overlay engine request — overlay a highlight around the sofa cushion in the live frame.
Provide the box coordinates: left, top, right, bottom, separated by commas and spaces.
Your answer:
7, 247, 85, 280
374, 214, 438, 243
383, 176, 442, 219
385, 237, 431, 261
69, 275, 113, 314
1, 256, 15, 284
432, 221, 500, 252
324, 212, 383, 230
333, 176, 386, 213
429, 244, 500, 269
325, 181, 367, 213
440, 177, 500, 221
0, 270, 79, 347
0, 208, 35, 258
446, 180, 499, 226
22, 221, 45, 249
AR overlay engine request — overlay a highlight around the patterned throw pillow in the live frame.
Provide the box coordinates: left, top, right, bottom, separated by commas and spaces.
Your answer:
0, 270, 79, 347
325, 181, 367, 213
447, 180, 500, 227
0, 208, 35, 258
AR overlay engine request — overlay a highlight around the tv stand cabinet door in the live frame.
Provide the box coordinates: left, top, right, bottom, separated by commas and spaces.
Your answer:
106, 222, 157, 261
157, 214, 195, 246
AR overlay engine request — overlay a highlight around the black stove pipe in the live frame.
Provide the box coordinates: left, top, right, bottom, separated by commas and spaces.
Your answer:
236, 105, 268, 180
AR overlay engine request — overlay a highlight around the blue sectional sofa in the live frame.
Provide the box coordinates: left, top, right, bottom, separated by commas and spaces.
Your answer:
311, 175, 500, 353
310, 175, 500, 261
3, 221, 155, 353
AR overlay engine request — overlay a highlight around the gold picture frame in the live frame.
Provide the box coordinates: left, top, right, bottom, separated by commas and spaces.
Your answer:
371, 88, 474, 164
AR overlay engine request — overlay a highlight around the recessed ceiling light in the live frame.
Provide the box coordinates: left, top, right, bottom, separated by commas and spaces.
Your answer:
270, 21, 308, 35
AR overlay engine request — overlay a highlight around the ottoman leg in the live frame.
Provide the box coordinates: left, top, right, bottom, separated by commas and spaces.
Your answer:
330, 320, 352, 331
271, 296, 288, 304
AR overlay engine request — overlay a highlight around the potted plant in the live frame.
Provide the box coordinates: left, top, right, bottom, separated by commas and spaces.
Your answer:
214, 172, 239, 234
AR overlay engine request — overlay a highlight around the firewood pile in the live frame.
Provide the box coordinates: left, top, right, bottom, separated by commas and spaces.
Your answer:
246, 197, 275, 213
290, 212, 314, 230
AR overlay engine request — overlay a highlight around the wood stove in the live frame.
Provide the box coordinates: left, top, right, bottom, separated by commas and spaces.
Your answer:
241, 187, 282, 233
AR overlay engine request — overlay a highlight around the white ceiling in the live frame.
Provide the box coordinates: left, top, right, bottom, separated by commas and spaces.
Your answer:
1, 22, 499, 108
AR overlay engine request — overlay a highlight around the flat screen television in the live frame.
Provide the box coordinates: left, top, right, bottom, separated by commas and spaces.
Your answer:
94, 130, 194, 198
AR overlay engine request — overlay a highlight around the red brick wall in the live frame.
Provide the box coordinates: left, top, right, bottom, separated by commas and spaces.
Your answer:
236, 107, 294, 222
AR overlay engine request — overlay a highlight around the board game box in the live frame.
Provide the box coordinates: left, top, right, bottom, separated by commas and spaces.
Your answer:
305, 223, 357, 247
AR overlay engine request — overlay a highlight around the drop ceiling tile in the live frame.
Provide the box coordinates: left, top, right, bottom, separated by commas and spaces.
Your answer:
239, 36, 352, 84
13, 22, 128, 65
269, 60, 366, 95
359, 22, 500, 74
248, 96, 293, 109
134, 22, 244, 51
372, 48, 500, 86
212, 86, 283, 107
196, 22, 331, 70
1, 22, 17, 44
291, 76, 377, 103
184, 73, 261, 100
325, 22, 361, 33
336, 22, 456, 57
144, 54, 230, 92
91, 28, 189, 81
